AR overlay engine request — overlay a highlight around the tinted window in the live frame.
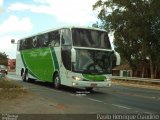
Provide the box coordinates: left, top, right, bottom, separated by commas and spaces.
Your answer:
73, 49, 112, 74
19, 40, 23, 50
19, 30, 60, 50
62, 29, 72, 46
61, 29, 72, 70
37, 34, 49, 47
21, 39, 27, 50
61, 46, 71, 70
48, 31, 60, 47
20, 38, 36, 50
32, 36, 38, 48
26, 37, 33, 49
72, 28, 111, 49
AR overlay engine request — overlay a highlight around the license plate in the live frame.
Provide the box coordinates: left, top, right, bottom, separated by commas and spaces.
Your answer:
91, 83, 97, 87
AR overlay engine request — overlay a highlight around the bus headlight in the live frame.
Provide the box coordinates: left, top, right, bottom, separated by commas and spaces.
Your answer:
105, 78, 110, 82
72, 76, 82, 81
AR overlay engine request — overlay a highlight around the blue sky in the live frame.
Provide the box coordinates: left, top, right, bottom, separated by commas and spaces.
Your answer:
0, 0, 99, 59
0, 0, 104, 59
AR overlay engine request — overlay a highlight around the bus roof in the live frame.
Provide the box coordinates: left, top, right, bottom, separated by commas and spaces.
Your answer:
18, 26, 107, 41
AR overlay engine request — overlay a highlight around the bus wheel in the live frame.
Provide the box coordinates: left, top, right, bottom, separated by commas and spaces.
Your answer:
54, 73, 61, 89
22, 70, 29, 82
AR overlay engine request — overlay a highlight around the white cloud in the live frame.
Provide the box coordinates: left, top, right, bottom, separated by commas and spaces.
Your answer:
0, 35, 17, 59
8, 3, 30, 11
0, 15, 33, 34
50, 0, 97, 25
0, 0, 3, 7
0, 0, 3, 13
8, 0, 98, 25
0, 15, 33, 58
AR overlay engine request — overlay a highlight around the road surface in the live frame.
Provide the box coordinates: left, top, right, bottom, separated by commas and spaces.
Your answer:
6, 73, 160, 114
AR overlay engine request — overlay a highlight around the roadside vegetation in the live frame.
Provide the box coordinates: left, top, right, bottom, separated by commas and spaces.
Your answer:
0, 78, 28, 100
0, 52, 8, 66
93, 0, 160, 79
112, 79, 160, 90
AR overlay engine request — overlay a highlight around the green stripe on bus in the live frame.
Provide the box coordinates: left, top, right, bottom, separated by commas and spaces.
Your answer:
82, 74, 106, 81
21, 51, 40, 79
21, 48, 54, 81
50, 47, 60, 72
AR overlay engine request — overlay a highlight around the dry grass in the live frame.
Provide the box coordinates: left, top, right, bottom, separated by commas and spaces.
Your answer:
0, 79, 21, 88
0, 78, 28, 100
112, 79, 160, 86
112, 79, 160, 90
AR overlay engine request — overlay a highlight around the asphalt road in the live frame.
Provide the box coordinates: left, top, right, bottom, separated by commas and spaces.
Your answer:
7, 73, 160, 114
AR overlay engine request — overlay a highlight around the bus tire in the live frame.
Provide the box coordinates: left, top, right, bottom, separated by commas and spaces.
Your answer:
22, 70, 29, 82
54, 73, 61, 89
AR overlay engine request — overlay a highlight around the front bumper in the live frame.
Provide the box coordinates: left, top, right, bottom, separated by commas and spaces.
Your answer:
72, 80, 111, 88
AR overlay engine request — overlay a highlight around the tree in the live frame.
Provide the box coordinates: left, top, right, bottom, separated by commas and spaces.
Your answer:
93, 0, 160, 78
0, 52, 8, 66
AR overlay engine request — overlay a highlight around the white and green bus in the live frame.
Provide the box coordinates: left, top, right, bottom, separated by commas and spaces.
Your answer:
14, 26, 119, 90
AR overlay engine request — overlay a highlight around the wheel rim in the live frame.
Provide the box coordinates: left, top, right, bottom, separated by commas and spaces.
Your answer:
22, 72, 25, 81
55, 76, 59, 87
22, 71, 28, 81
26, 72, 29, 81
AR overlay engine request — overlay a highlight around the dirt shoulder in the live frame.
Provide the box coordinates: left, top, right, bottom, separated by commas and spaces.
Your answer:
0, 79, 68, 114
0, 93, 68, 114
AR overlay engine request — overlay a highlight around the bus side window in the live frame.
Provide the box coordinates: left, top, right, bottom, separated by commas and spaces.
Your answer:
26, 38, 33, 49
38, 34, 49, 48
32, 36, 38, 48
61, 46, 71, 70
61, 29, 72, 46
19, 40, 24, 50
48, 31, 60, 47
21, 39, 27, 50
61, 29, 72, 70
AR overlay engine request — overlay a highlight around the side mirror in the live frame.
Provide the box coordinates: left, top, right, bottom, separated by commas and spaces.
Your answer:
71, 48, 76, 63
11, 39, 15, 44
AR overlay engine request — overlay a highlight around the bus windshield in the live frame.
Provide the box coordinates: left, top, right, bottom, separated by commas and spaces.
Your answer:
73, 49, 112, 74
72, 28, 111, 49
